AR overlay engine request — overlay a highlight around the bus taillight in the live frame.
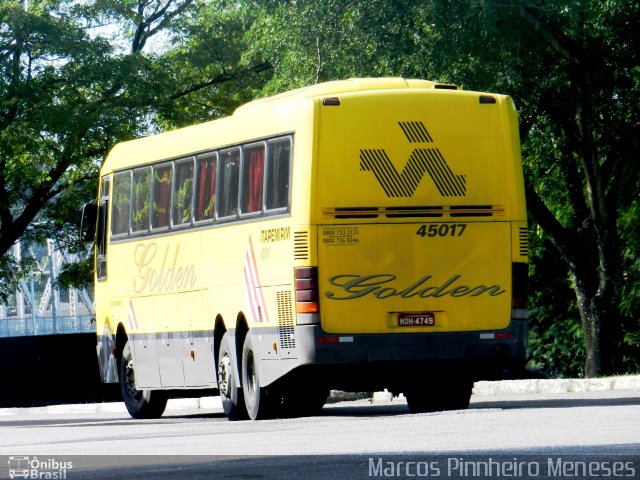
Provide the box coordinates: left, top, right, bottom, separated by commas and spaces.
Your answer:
295, 267, 319, 316
511, 262, 529, 315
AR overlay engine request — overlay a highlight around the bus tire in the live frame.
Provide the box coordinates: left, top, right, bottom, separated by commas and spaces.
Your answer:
405, 380, 472, 413
218, 332, 247, 421
242, 334, 279, 420
280, 383, 329, 418
445, 381, 473, 410
119, 340, 168, 419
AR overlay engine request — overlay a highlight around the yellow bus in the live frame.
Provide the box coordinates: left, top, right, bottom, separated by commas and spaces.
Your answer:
81, 77, 528, 420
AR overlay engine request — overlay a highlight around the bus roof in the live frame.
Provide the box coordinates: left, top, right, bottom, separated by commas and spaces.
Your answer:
232, 78, 451, 114
101, 78, 457, 174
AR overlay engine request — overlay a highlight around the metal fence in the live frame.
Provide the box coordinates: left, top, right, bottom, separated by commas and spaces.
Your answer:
0, 315, 94, 337
0, 239, 95, 338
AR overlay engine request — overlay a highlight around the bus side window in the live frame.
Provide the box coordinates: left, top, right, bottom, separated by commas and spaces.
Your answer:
241, 143, 265, 214
195, 153, 217, 222
172, 158, 194, 227
266, 137, 292, 211
111, 171, 132, 236
218, 148, 240, 219
96, 176, 110, 281
152, 163, 173, 230
131, 167, 151, 233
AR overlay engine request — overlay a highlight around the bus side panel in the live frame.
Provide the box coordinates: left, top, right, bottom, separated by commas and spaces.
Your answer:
180, 292, 216, 387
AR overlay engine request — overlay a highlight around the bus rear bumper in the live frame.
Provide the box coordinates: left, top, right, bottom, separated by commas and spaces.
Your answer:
253, 320, 527, 390
286, 320, 528, 389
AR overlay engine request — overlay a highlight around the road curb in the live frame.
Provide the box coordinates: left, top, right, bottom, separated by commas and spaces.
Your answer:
472, 375, 640, 397
330, 375, 640, 403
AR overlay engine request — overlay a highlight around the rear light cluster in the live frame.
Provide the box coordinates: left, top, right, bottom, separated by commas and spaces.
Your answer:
480, 332, 515, 340
511, 262, 528, 309
295, 267, 319, 314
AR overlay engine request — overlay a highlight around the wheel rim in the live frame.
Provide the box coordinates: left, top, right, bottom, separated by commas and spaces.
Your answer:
245, 349, 257, 400
124, 355, 142, 401
218, 352, 231, 398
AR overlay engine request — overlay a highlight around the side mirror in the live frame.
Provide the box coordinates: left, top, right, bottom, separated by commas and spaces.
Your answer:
80, 202, 97, 242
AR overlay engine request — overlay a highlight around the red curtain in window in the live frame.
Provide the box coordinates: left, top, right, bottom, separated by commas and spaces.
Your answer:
247, 149, 264, 212
197, 158, 216, 220
207, 159, 217, 217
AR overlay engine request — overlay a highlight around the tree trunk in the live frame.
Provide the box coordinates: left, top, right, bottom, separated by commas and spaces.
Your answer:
571, 270, 602, 377
525, 183, 621, 378
568, 240, 620, 377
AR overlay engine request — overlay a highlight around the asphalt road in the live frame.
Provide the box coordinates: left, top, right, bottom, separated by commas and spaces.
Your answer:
0, 390, 638, 479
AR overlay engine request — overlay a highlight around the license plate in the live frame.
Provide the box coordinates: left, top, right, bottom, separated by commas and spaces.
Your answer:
397, 312, 435, 327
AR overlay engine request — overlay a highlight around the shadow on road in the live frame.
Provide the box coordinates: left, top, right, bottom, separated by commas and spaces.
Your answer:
2, 392, 638, 427
321, 391, 640, 417
169, 392, 640, 420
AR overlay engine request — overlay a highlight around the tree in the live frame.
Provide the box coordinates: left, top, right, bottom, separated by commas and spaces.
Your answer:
244, 0, 640, 376
0, 0, 270, 295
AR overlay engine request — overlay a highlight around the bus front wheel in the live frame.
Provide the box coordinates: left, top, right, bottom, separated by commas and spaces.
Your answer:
119, 340, 168, 419
218, 332, 247, 421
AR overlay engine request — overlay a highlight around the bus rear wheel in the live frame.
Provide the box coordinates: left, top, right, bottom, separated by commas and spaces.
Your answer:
405, 380, 473, 413
218, 332, 247, 421
119, 340, 168, 419
280, 383, 329, 418
242, 334, 279, 420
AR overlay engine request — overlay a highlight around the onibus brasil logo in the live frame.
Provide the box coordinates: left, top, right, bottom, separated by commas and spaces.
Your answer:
8, 456, 73, 479
360, 121, 466, 197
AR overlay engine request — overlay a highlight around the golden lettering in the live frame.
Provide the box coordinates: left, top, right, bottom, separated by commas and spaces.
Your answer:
133, 242, 197, 294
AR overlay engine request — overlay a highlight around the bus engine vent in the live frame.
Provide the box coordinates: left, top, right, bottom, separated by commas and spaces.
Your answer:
519, 227, 529, 257
449, 205, 495, 217
385, 206, 443, 218
277, 290, 296, 350
294, 230, 309, 260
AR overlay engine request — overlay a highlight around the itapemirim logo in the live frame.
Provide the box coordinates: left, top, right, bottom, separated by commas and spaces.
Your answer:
360, 121, 466, 197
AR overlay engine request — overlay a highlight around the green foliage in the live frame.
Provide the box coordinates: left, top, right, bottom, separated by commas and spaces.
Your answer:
56, 257, 94, 291
242, 0, 441, 93
152, 1, 272, 128
617, 199, 640, 372
0, 0, 267, 293
527, 228, 586, 378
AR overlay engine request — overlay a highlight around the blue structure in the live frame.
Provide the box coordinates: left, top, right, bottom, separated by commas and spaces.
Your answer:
0, 239, 94, 337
